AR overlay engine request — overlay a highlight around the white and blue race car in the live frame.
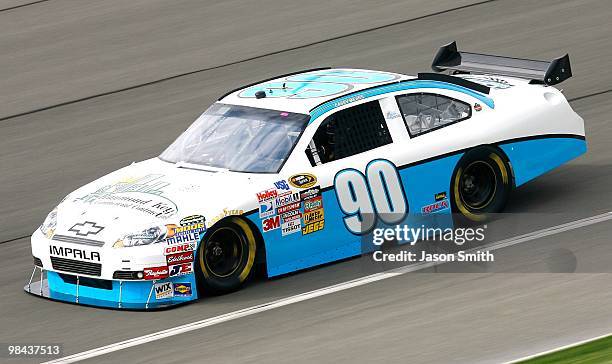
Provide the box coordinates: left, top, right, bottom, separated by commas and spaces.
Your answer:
27, 42, 586, 309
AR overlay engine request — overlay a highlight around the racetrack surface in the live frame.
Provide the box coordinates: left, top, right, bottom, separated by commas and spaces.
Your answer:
1, 0, 612, 363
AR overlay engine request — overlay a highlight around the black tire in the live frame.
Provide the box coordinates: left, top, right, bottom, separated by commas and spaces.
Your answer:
451, 147, 512, 222
196, 217, 257, 294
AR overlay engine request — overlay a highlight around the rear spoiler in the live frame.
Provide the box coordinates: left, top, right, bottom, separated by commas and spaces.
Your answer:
431, 41, 572, 85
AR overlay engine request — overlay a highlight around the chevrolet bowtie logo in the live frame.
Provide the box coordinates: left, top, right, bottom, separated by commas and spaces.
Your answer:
69, 221, 104, 237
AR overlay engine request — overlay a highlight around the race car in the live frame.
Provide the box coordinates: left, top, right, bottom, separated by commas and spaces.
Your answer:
26, 41, 586, 309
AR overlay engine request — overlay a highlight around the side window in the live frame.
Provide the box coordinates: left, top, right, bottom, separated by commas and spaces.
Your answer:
306, 100, 392, 165
396, 93, 471, 137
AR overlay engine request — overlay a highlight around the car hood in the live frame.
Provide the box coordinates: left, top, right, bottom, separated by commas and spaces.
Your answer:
53, 158, 271, 243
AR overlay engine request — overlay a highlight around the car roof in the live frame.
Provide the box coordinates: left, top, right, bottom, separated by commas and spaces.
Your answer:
218, 68, 413, 114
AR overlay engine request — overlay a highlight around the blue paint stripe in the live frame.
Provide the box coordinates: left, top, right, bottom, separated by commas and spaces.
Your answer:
309, 80, 495, 122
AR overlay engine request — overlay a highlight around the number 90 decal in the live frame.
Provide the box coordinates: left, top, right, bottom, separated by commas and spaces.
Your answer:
334, 159, 408, 235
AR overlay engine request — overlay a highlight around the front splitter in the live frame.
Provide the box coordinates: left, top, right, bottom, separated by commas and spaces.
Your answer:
24, 267, 195, 310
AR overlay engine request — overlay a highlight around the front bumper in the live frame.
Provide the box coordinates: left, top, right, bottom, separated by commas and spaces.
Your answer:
24, 267, 197, 310
27, 230, 200, 310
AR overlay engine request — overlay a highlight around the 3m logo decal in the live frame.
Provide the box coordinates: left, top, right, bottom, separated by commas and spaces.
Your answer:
262, 216, 281, 232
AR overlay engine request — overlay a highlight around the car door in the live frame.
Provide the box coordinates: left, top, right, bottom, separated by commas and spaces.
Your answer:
260, 97, 401, 276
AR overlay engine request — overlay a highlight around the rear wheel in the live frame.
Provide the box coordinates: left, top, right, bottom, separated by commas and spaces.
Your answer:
196, 217, 257, 294
452, 147, 512, 222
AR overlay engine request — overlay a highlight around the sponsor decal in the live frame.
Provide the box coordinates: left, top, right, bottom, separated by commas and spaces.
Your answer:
144, 266, 169, 280
81, 174, 170, 198
178, 184, 200, 193
180, 215, 205, 226
168, 262, 193, 277
74, 174, 178, 219
435, 192, 447, 201
463, 75, 514, 89
257, 188, 278, 202
288, 173, 317, 189
300, 186, 320, 200
68, 221, 104, 237
49, 245, 100, 262
281, 219, 301, 236
164, 242, 196, 255
302, 220, 325, 235
173, 282, 193, 297
275, 191, 300, 207
273, 180, 290, 191
259, 199, 276, 218
386, 111, 401, 119
165, 221, 206, 245
281, 209, 301, 222
334, 94, 364, 108
154, 281, 173, 299
262, 215, 281, 232
474, 103, 482, 112
303, 196, 323, 212
303, 209, 324, 225
277, 201, 300, 215
421, 199, 450, 214
166, 251, 194, 265
208, 208, 244, 228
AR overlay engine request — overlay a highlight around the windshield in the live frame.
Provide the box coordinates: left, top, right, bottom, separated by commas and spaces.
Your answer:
159, 103, 309, 173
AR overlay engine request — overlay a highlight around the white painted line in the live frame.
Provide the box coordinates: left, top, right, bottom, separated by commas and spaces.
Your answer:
503, 332, 612, 363
44, 212, 612, 364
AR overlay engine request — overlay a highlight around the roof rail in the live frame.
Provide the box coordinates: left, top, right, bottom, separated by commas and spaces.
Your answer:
217, 67, 332, 101
431, 41, 572, 85
417, 73, 490, 94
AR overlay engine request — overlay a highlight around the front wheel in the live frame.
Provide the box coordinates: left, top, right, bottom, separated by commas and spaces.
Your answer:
452, 147, 512, 222
196, 217, 257, 294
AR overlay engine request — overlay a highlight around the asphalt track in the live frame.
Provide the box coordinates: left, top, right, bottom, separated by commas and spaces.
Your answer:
1, 0, 612, 363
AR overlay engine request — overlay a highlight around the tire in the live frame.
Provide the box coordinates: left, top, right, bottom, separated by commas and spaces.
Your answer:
451, 147, 512, 222
196, 217, 257, 294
